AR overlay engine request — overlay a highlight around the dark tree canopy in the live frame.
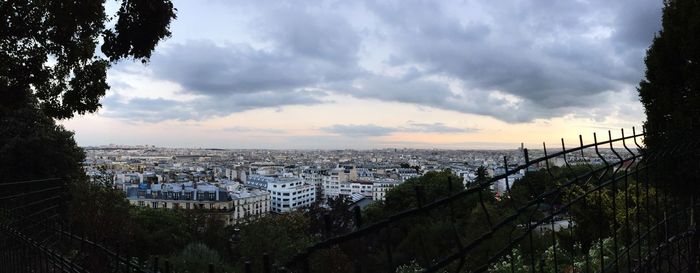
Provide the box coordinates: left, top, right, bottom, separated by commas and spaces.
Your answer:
0, 0, 176, 119
0, 104, 85, 182
638, 0, 700, 193
639, 0, 700, 150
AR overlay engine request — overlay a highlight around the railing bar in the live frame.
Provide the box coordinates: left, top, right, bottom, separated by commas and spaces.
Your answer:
426, 162, 693, 273
0, 186, 63, 201
301, 151, 646, 254
0, 178, 62, 186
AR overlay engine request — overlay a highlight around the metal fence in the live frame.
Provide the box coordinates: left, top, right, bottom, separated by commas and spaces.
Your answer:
281, 128, 700, 273
2, 128, 700, 273
0, 178, 178, 273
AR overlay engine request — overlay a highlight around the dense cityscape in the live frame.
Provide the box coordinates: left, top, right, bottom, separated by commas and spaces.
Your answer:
83, 145, 628, 225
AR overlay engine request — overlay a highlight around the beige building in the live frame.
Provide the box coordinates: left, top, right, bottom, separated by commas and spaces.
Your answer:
127, 182, 270, 225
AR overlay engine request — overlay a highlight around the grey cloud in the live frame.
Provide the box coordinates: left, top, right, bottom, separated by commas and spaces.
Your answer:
150, 40, 362, 95
106, 0, 660, 123
322, 124, 396, 137
223, 127, 287, 134
104, 3, 364, 122
348, 75, 583, 122
254, 6, 361, 64
146, 3, 363, 97
101, 89, 325, 122
357, 0, 661, 121
404, 122, 478, 134
101, 96, 193, 123
322, 122, 478, 137
612, 0, 663, 48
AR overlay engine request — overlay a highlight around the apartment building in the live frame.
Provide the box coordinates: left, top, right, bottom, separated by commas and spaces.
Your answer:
126, 182, 270, 225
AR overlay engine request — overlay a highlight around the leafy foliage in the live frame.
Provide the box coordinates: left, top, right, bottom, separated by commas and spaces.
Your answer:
638, 0, 700, 192
129, 207, 194, 258
236, 212, 314, 268
0, 0, 176, 119
168, 243, 225, 273
368, 170, 465, 219
68, 179, 133, 248
0, 104, 85, 182
102, 0, 177, 62
304, 196, 355, 237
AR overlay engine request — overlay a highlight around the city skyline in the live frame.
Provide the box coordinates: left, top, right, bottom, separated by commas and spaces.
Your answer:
61, 0, 662, 149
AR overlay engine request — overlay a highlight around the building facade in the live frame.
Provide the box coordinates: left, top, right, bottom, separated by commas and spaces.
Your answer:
372, 179, 402, 201
126, 182, 270, 225
267, 177, 316, 213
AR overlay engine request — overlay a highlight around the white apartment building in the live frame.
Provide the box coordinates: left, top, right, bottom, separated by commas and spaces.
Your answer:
267, 177, 316, 213
301, 169, 325, 201
322, 168, 348, 198
372, 179, 402, 201
338, 180, 374, 198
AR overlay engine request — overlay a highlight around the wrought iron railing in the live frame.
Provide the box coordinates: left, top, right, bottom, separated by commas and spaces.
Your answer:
278, 128, 700, 273
0, 178, 172, 273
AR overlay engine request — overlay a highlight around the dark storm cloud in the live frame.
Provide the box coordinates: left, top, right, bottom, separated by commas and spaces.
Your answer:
355, 0, 663, 121
107, 0, 663, 123
146, 4, 362, 96
149, 38, 361, 96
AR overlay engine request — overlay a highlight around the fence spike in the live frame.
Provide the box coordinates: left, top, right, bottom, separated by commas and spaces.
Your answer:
523, 148, 530, 165
353, 206, 362, 230
414, 185, 424, 208
153, 256, 159, 273
323, 214, 332, 238
263, 253, 271, 273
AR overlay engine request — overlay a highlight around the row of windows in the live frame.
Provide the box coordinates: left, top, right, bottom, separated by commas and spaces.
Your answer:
271, 181, 304, 188
291, 194, 312, 200
235, 209, 265, 218
238, 202, 268, 208
137, 200, 273, 211
233, 196, 269, 205
272, 197, 313, 207
271, 188, 313, 196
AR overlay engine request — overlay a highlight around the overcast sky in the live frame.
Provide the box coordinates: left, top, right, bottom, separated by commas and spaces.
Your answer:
61, 0, 663, 149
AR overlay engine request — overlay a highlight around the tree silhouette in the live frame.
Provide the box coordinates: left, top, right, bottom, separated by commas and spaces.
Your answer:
639, 0, 700, 149
638, 0, 700, 193
0, 0, 177, 119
